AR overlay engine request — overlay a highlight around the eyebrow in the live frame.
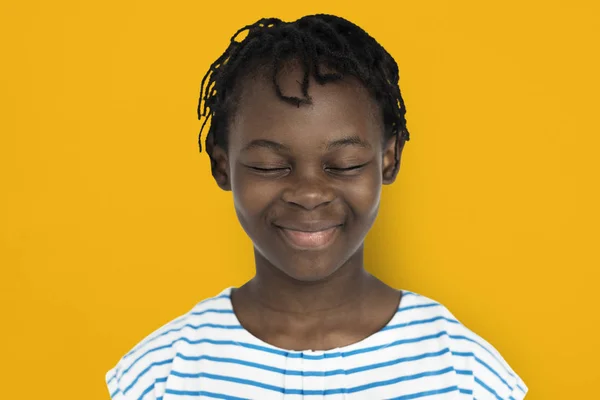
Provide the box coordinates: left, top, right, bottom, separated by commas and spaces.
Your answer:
326, 135, 372, 151
242, 139, 290, 152
241, 135, 371, 153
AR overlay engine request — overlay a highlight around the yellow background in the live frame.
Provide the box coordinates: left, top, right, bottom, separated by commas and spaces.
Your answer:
1, 0, 598, 398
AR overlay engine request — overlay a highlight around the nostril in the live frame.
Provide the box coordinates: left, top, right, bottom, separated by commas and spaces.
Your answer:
281, 184, 336, 211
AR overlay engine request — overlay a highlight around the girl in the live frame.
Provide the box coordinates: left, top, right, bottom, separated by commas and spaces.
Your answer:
106, 14, 527, 400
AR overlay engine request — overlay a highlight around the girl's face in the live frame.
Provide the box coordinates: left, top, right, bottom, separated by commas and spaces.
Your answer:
211, 63, 402, 282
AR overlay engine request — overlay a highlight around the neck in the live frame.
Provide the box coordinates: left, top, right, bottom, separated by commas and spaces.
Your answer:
244, 246, 377, 316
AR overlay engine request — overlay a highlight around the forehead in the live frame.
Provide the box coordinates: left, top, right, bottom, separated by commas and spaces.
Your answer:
228, 63, 384, 153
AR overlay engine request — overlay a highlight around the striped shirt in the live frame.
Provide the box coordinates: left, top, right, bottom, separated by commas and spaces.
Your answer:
105, 287, 528, 399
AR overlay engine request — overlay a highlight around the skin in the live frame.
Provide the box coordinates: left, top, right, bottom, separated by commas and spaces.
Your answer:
209, 60, 406, 351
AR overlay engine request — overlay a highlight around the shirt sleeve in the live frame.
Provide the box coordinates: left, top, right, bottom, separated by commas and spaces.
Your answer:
507, 374, 529, 400
105, 364, 158, 400
470, 341, 528, 399
105, 366, 123, 399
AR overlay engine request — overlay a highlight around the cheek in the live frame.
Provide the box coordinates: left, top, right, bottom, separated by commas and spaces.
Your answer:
232, 170, 279, 223
344, 169, 383, 221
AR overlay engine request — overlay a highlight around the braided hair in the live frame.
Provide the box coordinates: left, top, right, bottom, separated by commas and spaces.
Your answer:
197, 14, 410, 172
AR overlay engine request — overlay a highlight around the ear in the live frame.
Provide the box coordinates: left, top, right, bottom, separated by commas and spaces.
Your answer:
205, 132, 231, 191
382, 134, 405, 185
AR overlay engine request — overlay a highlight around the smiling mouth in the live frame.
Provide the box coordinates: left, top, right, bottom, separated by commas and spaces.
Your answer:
276, 226, 341, 250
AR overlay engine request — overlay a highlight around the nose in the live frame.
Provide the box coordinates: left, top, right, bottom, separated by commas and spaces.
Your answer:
281, 171, 336, 210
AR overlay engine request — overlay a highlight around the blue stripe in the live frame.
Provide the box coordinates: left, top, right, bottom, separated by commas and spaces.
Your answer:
449, 334, 516, 379
109, 388, 120, 398
134, 377, 168, 400
173, 348, 452, 377
382, 316, 459, 331
164, 389, 259, 399
106, 374, 116, 385
120, 330, 452, 383
176, 352, 287, 374
451, 350, 473, 357
138, 382, 154, 399
398, 303, 441, 313
123, 314, 238, 362
475, 356, 513, 392
450, 351, 513, 392
138, 377, 167, 400
123, 358, 172, 394
170, 371, 290, 394
122, 313, 189, 360
167, 366, 455, 395
347, 348, 451, 374
128, 321, 243, 348
189, 309, 236, 317
121, 338, 284, 378
347, 367, 455, 394
475, 376, 503, 400
138, 378, 167, 400
387, 385, 459, 400
340, 330, 449, 357
517, 383, 527, 393
122, 293, 231, 360
120, 337, 266, 378
456, 369, 474, 376
459, 387, 473, 395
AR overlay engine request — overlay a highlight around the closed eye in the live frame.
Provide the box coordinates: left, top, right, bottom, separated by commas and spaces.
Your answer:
244, 165, 291, 177
330, 165, 365, 171
325, 162, 370, 176
326, 163, 369, 172
249, 166, 289, 172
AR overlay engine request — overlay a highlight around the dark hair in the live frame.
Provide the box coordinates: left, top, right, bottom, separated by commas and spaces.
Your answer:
197, 14, 410, 172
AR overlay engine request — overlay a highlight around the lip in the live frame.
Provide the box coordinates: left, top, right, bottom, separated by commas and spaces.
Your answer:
275, 224, 342, 250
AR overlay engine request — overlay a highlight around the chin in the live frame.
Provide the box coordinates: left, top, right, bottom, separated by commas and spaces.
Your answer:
276, 256, 344, 282
253, 234, 361, 282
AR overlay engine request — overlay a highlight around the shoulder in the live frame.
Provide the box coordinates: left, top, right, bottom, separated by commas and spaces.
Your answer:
399, 289, 529, 399
104, 287, 234, 399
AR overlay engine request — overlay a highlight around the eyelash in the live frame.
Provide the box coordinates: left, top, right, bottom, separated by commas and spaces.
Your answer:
247, 163, 368, 174
249, 166, 289, 172
328, 164, 367, 172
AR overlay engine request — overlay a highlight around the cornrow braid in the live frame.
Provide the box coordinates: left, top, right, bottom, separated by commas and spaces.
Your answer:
197, 14, 410, 171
